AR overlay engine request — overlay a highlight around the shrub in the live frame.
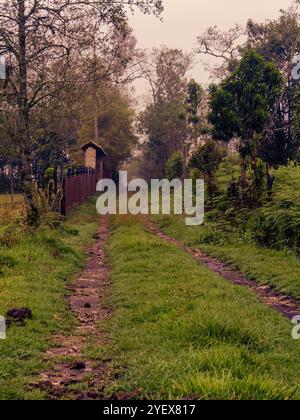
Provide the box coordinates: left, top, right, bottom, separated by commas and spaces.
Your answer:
0, 254, 16, 269
166, 152, 183, 179
247, 203, 300, 252
189, 141, 225, 197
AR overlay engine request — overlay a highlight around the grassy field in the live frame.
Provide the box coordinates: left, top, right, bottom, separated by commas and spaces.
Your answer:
106, 215, 300, 400
0, 194, 25, 220
0, 199, 99, 400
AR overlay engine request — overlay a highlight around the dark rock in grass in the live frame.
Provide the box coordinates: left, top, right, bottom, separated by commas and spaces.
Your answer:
5, 307, 32, 327
86, 392, 99, 400
71, 362, 86, 371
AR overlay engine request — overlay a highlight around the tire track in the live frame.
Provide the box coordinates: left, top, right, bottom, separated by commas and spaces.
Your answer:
145, 217, 300, 321
34, 216, 112, 400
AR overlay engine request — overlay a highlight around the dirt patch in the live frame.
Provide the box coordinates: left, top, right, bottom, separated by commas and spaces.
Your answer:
145, 218, 300, 320
33, 216, 113, 400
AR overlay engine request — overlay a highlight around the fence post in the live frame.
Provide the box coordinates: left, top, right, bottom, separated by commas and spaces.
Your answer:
61, 178, 66, 216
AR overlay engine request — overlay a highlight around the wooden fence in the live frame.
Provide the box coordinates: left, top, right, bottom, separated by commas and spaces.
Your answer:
61, 168, 97, 215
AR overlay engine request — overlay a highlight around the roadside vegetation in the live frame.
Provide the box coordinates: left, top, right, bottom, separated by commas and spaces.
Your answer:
106, 215, 300, 400
0, 200, 99, 400
152, 159, 300, 301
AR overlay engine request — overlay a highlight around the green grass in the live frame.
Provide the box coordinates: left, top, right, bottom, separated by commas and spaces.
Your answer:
106, 215, 300, 400
152, 214, 300, 302
146, 159, 300, 302
0, 199, 100, 400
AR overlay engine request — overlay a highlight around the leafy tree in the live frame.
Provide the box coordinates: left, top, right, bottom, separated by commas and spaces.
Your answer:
79, 84, 137, 177
140, 100, 187, 177
197, 7, 300, 193
209, 50, 282, 195
0, 105, 21, 196
189, 141, 225, 197
245, 9, 300, 191
246, 7, 300, 72
180, 79, 204, 177
155, 47, 191, 103
166, 151, 183, 180
140, 48, 191, 177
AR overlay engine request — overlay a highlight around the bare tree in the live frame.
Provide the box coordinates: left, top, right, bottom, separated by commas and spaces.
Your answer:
195, 24, 245, 80
0, 0, 163, 224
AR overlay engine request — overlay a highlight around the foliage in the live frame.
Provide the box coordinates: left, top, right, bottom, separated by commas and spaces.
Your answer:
247, 202, 300, 252
198, 8, 300, 195
189, 141, 225, 196
209, 49, 283, 197
139, 48, 191, 177
32, 181, 64, 228
190, 141, 225, 177
79, 85, 137, 175
166, 151, 183, 179
180, 79, 205, 176
244, 9, 300, 180
140, 100, 187, 177
185, 79, 204, 124
209, 50, 282, 145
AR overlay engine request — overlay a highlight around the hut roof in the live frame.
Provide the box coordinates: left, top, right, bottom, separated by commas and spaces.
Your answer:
81, 141, 107, 157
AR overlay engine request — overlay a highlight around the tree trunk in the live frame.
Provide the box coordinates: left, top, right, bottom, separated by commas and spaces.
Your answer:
266, 162, 275, 198
182, 143, 187, 179
9, 163, 14, 202
54, 165, 58, 194
18, 0, 39, 225
239, 160, 247, 189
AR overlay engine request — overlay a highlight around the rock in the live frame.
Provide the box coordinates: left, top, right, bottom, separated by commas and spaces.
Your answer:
71, 362, 86, 370
5, 307, 32, 327
87, 392, 99, 399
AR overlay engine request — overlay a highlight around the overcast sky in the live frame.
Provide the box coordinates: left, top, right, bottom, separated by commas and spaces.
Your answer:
129, 0, 293, 102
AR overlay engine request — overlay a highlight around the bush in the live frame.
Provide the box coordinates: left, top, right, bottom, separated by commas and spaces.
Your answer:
247, 203, 300, 252
189, 141, 226, 197
44, 167, 55, 184
0, 254, 16, 269
166, 152, 183, 179
0, 224, 22, 247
